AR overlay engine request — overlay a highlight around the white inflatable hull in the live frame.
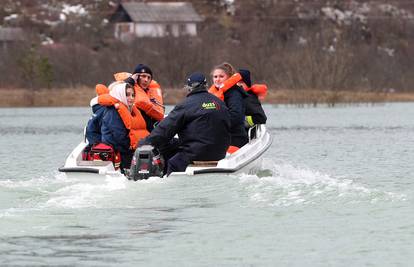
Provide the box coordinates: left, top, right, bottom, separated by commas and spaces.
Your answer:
59, 125, 272, 178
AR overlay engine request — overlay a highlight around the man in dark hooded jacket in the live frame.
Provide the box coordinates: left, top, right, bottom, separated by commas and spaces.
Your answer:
143, 72, 231, 176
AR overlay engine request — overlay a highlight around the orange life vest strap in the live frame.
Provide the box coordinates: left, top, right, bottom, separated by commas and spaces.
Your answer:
113, 72, 132, 81
249, 84, 268, 100
96, 84, 109, 96
221, 73, 242, 94
113, 103, 150, 149
97, 94, 149, 149
208, 85, 224, 101
119, 104, 149, 149
98, 94, 118, 106
116, 103, 132, 130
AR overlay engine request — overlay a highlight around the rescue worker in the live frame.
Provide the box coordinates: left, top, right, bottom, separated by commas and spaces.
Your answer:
209, 62, 249, 148
86, 83, 137, 172
142, 72, 231, 176
124, 64, 164, 132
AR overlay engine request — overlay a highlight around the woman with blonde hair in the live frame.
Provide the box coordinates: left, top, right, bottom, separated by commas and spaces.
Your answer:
209, 62, 248, 148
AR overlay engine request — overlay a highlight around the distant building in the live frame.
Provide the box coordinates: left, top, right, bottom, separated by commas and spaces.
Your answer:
110, 2, 203, 41
0, 27, 24, 50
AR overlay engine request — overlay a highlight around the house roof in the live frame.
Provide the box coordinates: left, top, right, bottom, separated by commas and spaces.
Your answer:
121, 2, 203, 23
0, 27, 24, 41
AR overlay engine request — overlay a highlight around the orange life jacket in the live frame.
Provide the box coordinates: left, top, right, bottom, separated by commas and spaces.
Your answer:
208, 73, 242, 101
113, 72, 131, 81
113, 72, 164, 122
133, 81, 164, 121
95, 84, 109, 96
247, 84, 268, 100
208, 73, 268, 101
98, 94, 149, 149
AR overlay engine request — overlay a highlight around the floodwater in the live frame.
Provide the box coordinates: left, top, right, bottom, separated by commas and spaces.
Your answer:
0, 103, 413, 266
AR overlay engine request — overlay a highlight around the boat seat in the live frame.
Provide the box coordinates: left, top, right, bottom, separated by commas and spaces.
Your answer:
189, 161, 218, 167
78, 160, 112, 166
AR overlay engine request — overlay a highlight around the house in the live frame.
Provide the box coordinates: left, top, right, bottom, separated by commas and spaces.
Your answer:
0, 27, 24, 50
110, 2, 203, 41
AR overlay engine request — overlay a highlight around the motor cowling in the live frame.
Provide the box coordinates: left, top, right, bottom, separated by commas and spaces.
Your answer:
128, 145, 164, 180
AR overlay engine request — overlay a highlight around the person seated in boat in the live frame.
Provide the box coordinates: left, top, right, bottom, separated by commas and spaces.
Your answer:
209, 62, 249, 148
86, 83, 147, 172
121, 64, 164, 132
89, 81, 150, 151
96, 65, 164, 133
141, 72, 230, 176
237, 69, 267, 128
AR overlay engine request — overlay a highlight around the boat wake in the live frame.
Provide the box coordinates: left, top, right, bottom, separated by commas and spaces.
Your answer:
0, 172, 167, 213
238, 158, 407, 207
42, 173, 170, 209
0, 157, 406, 217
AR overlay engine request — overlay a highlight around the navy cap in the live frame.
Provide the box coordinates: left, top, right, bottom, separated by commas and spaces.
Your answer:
133, 64, 153, 78
239, 69, 252, 88
185, 72, 207, 92
187, 72, 206, 87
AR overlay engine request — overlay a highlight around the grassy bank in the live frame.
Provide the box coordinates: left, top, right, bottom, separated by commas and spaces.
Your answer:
1, 87, 414, 107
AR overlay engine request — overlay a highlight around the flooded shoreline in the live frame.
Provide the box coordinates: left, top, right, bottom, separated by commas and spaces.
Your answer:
1, 87, 414, 107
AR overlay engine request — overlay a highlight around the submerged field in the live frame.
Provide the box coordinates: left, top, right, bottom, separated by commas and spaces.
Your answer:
1, 87, 414, 107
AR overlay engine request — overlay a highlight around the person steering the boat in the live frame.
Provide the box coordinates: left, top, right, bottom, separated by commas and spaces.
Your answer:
86, 83, 144, 172
209, 62, 249, 149
141, 72, 231, 176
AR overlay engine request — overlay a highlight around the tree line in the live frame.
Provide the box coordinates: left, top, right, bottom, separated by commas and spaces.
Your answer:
0, 0, 413, 93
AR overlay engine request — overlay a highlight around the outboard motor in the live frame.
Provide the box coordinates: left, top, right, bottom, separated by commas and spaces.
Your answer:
128, 145, 164, 181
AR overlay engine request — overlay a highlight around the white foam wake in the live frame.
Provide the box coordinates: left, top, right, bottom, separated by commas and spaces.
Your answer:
239, 159, 407, 207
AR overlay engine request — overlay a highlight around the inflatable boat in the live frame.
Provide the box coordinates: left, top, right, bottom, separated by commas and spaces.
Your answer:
59, 124, 272, 179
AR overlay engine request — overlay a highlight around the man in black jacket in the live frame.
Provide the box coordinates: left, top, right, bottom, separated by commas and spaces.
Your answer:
144, 72, 231, 176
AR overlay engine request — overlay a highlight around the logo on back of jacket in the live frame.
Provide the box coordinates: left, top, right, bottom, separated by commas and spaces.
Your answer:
202, 101, 220, 110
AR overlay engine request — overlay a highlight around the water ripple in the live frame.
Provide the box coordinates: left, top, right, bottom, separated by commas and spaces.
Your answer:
267, 126, 414, 132
0, 126, 83, 135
